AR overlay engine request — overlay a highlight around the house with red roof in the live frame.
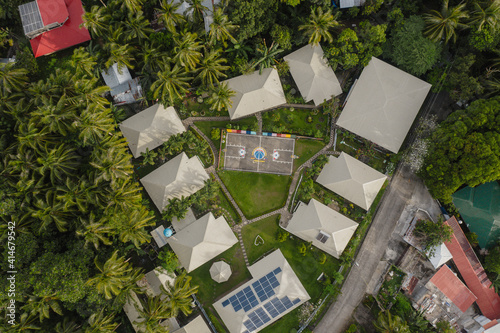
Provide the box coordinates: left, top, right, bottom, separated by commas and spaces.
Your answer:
18, 0, 91, 57
444, 216, 500, 320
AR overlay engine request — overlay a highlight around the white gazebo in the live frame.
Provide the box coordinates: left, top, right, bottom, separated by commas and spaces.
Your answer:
222, 68, 286, 120
210, 261, 232, 283
120, 104, 185, 158
284, 44, 342, 105
337, 57, 431, 153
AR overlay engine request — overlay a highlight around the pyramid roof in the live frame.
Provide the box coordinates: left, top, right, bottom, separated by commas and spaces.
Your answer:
316, 152, 387, 210
284, 44, 342, 105
120, 104, 186, 158
337, 57, 431, 153
168, 213, 238, 272
222, 68, 286, 120
140, 153, 209, 212
286, 199, 358, 258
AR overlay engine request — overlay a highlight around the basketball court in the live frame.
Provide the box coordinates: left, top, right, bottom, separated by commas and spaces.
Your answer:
223, 133, 295, 175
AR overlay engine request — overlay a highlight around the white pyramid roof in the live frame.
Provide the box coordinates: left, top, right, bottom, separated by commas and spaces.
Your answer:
173, 315, 211, 333
213, 249, 310, 333
286, 199, 358, 258
222, 68, 286, 120
168, 212, 238, 272
428, 243, 453, 269
337, 57, 431, 153
316, 152, 387, 210
284, 44, 342, 105
120, 104, 186, 158
140, 153, 209, 212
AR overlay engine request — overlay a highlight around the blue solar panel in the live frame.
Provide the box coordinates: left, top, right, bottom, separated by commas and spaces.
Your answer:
292, 298, 301, 305
282, 296, 293, 309
229, 295, 237, 302
274, 267, 282, 274
234, 304, 242, 312
237, 291, 245, 298
266, 272, 274, 279
222, 300, 230, 307
243, 320, 256, 331
255, 308, 271, 323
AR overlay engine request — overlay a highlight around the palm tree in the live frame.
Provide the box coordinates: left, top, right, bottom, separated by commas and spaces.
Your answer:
36, 144, 79, 185
141, 148, 158, 165
89, 143, 134, 189
104, 42, 136, 71
185, 0, 208, 25
196, 49, 229, 87
173, 31, 203, 71
470, 0, 500, 31
208, 7, 238, 46
55, 317, 81, 333
160, 271, 199, 317
55, 178, 96, 212
252, 40, 283, 74
156, 0, 185, 33
423, 0, 469, 43
134, 295, 171, 333
299, 7, 340, 45
77, 104, 115, 146
21, 294, 63, 322
76, 214, 114, 249
373, 311, 410, 333
85, 309, 119, 333
124, 11, 154, 42
151, 62, 192, 105
30, 96, 77, 136
30, 192, 72, 232
81, 5, 111, 37
117, 207, 155, 247
207, 82, 235, 112
139, 42, 169, 74
4, 313, 41, 332
0, 62, 28, 95
116, 0, 144, 14
103, 179, 143, 214
70, 47, 98, 78
87, 251, 133, 299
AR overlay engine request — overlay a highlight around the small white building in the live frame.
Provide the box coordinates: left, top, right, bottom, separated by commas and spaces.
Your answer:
101, 63, 143, 105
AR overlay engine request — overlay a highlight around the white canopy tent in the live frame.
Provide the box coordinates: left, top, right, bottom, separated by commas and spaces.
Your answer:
210, 261, 232, 283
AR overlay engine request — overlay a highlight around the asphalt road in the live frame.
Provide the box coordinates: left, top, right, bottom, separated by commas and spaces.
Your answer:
314, 165, 421, 333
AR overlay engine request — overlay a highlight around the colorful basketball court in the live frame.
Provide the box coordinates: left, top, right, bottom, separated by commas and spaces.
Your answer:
223, 133, 295, 175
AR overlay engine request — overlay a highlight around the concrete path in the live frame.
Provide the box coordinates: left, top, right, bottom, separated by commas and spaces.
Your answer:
313, 165, 425, 333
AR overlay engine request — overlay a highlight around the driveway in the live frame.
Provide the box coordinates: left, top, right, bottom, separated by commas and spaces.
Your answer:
314, 165, 428, 333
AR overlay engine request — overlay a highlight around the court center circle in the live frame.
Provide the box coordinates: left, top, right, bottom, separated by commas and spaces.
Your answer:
253, 147, 266, 160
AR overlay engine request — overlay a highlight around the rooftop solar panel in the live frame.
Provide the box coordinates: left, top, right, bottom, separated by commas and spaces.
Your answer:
19, 1, 44, 37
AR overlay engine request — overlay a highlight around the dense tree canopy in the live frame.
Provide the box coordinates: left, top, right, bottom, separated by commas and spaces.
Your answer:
421, 96, 500, 203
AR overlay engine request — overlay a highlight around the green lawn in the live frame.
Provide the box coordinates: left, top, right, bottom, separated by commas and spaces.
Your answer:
218, 171, 291, 219
293, 139, 326, 173
241, 216, 340, 302
215, 188, 241, 225
189, 242, 252, 306
194, 118, 259, 152
262, 108, 328, 137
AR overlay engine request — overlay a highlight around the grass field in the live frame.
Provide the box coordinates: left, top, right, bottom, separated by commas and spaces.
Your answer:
293, 139, 326, 172
262, 108, 328, 137
189, 242, 252, 306
218, 171, 291, 219
194, 118, 258, 152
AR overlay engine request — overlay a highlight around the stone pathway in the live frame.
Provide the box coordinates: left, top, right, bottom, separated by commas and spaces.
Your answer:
181, 109, 342, 267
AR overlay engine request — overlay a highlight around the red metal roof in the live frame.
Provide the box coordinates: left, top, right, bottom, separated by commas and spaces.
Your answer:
430, 265, 477, 313
445, 216, 500, 320
30, 0, 90, 57
37, 0, 68, 25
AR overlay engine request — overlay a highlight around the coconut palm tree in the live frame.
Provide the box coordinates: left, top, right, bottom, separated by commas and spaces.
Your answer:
134, 295, 171, 333
31, 96, 78, 136
207, 82, 235, 112
208, 7, 238, 46
77, 104, 115, 146
104, 42, 136, 71
76, 214, 114, 249
89, 144, 134, 189
81, 6, 111, 37
470, 0, 500, 31
3, 313, 41, 332
160, 271, 199, 317
252, 40, 283, 74
139, 42, 169, 74
423, 0, 469, 43
196, 49, 229, 87
299, 7, 340, 45
117, 207, 155, 247
70, 47, 98, 78
36, 144, 80, 185
173, 31, 203, 71
373, 311, 410, 333
0, 62, 28, 95
30, 191, 73, 232
21, 294, 63, 322
87, 251, 134, 299
124, 11, 154, 42
115, 0, 144, 14
85, 309, 119, 333
151, 62, 192, 105
156, 0, 186, 33
185, 0, 208, 25
103, 179, 143, 214
141, 148, 158, 165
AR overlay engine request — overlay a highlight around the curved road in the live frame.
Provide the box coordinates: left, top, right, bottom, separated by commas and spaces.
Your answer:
314, 165, 423, 333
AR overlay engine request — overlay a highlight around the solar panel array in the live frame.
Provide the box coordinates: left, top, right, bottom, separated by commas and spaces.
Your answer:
19, 1, 44, 36
222, 266, 303, 333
